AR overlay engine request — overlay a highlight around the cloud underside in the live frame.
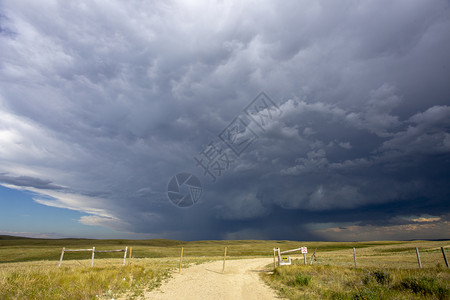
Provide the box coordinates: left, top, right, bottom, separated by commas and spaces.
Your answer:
0, 0, 449, 240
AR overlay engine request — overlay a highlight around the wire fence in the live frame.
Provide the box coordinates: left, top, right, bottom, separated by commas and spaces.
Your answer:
54, 243, 449, 271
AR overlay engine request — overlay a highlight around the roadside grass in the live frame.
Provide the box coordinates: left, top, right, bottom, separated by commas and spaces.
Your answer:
0, 256, 221, 300
263, 261, 450, 300
0, 259, 170, 299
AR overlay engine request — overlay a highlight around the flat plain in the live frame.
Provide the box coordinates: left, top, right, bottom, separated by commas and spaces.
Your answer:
0, 237, 449, 299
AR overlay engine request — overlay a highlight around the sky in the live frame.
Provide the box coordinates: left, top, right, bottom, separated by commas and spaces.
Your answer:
0, 0, 449, 241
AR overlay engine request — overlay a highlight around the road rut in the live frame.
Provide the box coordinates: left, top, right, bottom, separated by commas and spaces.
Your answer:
144, 258, 282, 300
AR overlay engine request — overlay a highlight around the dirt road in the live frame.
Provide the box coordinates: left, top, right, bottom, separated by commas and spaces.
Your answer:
144, 258, 282, 300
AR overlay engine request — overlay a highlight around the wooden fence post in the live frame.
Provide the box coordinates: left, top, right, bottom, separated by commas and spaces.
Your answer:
415, 247, 422, 269
58, 247, 65, 268
441, 247, 448, 268
222, 247, 227, 273
122, 247, 128, 266
273, 249, 276, 268
179, 247, 184, 273
277, 248, 281, 267
129, 247, 133, 265
303, 253, 307, 265
91, 247, 95, 267
353, 248, 357, 268
310, 248, 317, 265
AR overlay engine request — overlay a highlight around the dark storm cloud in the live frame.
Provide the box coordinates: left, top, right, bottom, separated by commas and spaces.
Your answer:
0, 0, 449, 240
0, 174, 65, 190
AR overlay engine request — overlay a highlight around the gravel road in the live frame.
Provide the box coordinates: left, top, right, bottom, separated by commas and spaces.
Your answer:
144, 258, 283, 300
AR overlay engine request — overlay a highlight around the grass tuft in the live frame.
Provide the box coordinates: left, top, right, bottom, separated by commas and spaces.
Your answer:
363, 269, 392, 286
287, 273, 312, 287
398, 276, 449, 299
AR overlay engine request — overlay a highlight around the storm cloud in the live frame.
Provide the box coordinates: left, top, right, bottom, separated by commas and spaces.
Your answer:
1, 0, 449, 240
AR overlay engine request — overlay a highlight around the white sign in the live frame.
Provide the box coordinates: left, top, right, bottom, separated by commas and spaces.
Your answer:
301, 247, 307, 254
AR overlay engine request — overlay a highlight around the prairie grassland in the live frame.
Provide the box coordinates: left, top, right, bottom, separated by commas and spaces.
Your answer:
0, 256, 218, 300
263, 262, 450, 299
0, 238, 418, 263
264, 240, 450, 300
309, 240, 450, 269
0, 238, 449, 299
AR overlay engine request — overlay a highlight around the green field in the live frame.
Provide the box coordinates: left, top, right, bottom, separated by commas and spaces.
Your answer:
0, 236, 449, 299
